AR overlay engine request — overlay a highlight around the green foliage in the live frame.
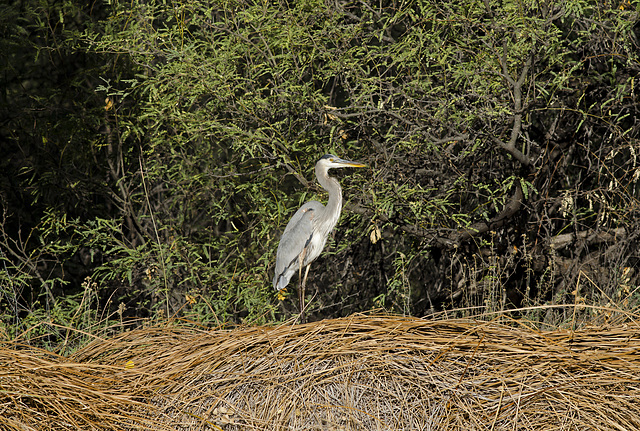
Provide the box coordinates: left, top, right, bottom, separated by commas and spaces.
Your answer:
1, 0, 639, 349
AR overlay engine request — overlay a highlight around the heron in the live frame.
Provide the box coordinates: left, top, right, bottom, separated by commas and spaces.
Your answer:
273, 154, 366, 323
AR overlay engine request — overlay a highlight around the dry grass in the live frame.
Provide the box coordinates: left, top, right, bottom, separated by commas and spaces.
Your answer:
3, 314, 640, 430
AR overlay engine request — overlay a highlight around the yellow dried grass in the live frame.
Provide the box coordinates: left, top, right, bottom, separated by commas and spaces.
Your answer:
3, 315, 640, 430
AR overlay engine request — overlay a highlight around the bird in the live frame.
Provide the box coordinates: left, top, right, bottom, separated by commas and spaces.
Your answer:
273, 154, 366, 323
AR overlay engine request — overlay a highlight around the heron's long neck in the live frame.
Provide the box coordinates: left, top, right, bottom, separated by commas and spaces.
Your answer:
316, 166, 342, 225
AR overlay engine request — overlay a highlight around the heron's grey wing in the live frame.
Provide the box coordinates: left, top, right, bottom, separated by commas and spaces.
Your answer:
273, 201, 324, 290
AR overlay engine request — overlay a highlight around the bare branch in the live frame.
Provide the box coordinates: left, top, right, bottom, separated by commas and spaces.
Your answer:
492, 53, 534, 166
550, 228, 627, 250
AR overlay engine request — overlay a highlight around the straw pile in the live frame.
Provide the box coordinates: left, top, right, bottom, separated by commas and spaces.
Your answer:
3, 314, 640, 430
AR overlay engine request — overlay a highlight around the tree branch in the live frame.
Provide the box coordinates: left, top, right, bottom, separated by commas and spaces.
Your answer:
349, 182, 525, 249
550, 227, 627, 250
453, 182, 524, 244
492, 52, 534, 167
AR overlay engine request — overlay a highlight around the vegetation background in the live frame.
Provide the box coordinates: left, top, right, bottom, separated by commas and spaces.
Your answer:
1, 0, 639, 351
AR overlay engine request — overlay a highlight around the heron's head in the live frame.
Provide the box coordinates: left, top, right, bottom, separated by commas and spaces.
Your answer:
317, 154, 366, 170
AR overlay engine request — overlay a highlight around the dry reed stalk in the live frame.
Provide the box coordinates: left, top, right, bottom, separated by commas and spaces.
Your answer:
3, 315, 640, 430
0, 344, 171, 430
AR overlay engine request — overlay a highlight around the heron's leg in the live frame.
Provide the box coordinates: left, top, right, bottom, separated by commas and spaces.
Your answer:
297, 252, 305, 323
300, 264, 311, 323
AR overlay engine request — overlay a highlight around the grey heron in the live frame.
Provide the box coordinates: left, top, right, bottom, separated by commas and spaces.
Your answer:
273, 154, 366, 322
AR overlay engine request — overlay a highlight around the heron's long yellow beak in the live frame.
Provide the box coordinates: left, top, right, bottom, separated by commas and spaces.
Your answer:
335, 158, 366, 168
